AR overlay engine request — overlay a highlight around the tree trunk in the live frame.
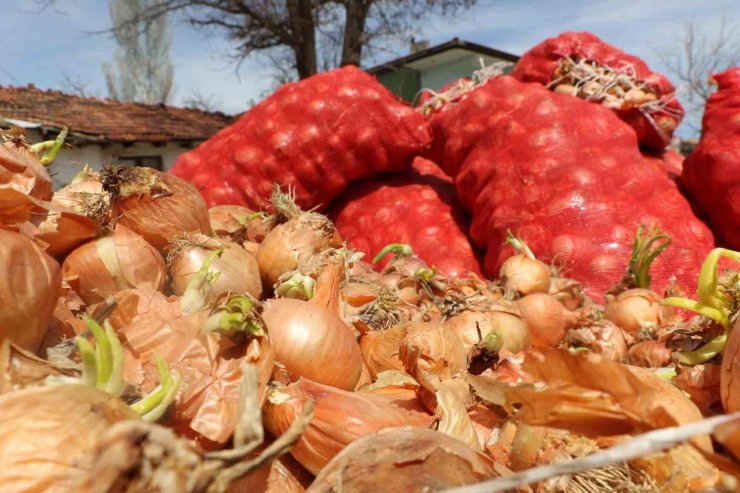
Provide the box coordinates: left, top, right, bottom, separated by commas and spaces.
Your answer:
287, 0, 318, 78
340, 0, 371, 67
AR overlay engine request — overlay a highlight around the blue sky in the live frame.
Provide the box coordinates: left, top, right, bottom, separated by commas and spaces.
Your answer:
1, 0, 738, 135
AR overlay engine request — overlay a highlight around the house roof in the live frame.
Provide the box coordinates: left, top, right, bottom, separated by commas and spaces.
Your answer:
367, 38, 519, 75
0, 84, 236, 143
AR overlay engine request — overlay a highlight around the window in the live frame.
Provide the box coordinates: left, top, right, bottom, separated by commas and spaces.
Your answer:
118, 155, 163, 170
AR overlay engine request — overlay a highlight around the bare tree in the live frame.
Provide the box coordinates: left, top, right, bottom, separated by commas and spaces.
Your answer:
103, 0, 175, 104
109, 0, 476, 81
61, 73, 95, 98
183, 88, 222, 112
657, 16, 740, 134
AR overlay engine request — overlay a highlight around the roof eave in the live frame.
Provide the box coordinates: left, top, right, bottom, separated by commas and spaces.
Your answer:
366, 38, 519, 75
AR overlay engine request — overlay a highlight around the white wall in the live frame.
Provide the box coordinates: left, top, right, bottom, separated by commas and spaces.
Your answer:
22, 129, 200, 190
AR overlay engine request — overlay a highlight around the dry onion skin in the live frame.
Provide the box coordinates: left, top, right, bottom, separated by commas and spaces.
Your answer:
0, 384, 137, 492
399, 322, 468, 393
359, 324, 408, 379
169, 233, 262, 300
307, 427, 499, 493
721, 319, 740, 413
208, 205, 274, 243
263, 379, 434, 474
62, 223, 167, 305
256, 212, 342, 290
0, 133, 52, 201
51, 166, 111, 229
0, 229, 62, 353
262, 298, 363, 390
30, 201, 100, 259
101, 165, 211, 253
627, 340, 673, 368
563, 320, 628, 362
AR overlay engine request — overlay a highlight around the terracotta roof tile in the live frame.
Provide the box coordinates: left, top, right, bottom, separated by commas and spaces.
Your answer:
0, 84, 236, 142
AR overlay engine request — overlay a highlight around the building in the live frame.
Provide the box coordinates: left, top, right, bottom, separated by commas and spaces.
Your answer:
367, 38, 520, 103
0, 85, 235, 189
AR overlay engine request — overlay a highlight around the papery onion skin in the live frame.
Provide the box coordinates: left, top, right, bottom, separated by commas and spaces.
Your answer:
359, 325, 408, 379
627, 340, 673, 368
548, 276, 585, 310
169, 235, 262, 300
563, 320, 628, 362
0, 229, 61, 353
398, 322, 468, 392
399, 322, 468, 392
0, 140, 52, 201
0, 384, 137, 492
209, 205, 274, 243
262, 298, 363, 390
721, 319, 740, 413
52, 169, 111, 229
32, 202, 99, 259
105, 167, 211, 253
446, 306, 530, 355
515, 293, 580, 347
499, 254, 551, 295
263, 379, 434, 474
307, 427, 498, 493
605, 288, 670, 334
256, 213, 342, 289
62, 224, 167, 305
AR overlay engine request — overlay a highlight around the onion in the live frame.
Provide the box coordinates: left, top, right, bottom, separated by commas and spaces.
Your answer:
0, 384, 137, 490
627, 340, 673, 368
308, 427, 499, 492
548, 276, 585, 310
721, 319, 740, 413
256, 212, 341, 289
605, 288, 672, 335
0, 134, 52, 202
516, 293, 581, 347
0, 229, 61, 352
263, 379, 434, 474
52, 165, 111, 229
169, 233, 262, 300
398, 322, 468, 393
262, 298, 363, 390
446, 302, 530, 355
563, 320, 628, 362
101, 165, 210, 253
359, 325, 408, 379
499, 253, 551, 295
1, 342, 77, 392
208, 205, 274, 243
62, 223, 167, 305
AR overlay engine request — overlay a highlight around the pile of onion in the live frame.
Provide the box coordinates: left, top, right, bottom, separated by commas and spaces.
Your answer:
62, 223, 167, 305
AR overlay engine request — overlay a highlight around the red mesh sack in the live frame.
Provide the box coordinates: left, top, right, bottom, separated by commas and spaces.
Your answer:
170, 66, 432, 211
682, 68, 740, 249
430, 76, 713, 299
642, 149, 684, 181
330, 157, 482, 278
511, 32, 683, 150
